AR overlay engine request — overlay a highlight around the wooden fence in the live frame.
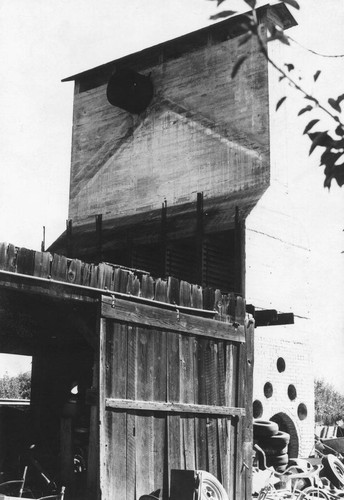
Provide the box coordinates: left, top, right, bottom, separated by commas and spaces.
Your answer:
0, 242, 253, 500
0, 242, 245, 320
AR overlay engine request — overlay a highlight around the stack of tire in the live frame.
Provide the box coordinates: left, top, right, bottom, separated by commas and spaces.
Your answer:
253, 419, 290, 473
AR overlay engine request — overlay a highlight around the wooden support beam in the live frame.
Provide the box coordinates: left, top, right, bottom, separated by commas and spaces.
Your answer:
196, 192, 204, 286
95, 214, 102, 263
101, 296, 245, 342
105, 398, 245, 417
160, 200, 167, 277
66, 219, 73, 258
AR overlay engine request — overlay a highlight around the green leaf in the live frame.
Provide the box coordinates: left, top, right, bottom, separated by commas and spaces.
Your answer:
238, 32, 252, 46
337, 93, 344, 104
268, 28, 290, 45
276, 96, 287, 111
231, 55, 247, 78
210, 10, 237, 20
308, 131, 331, 155
244, 0, 256, 8
298, 105, 313, 116
282, 0, 300, 9
217, 0, 226, 5
320, 150, 342, 167
328, 98, 341, 113
313, 70, 321, 82
285, 63, 294, 72
303, 119, 320, 135
335, 125, 344, 137
279, 76, 286, 82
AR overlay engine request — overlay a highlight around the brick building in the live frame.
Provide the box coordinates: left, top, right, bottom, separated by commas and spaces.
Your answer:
50, 3, 314, 458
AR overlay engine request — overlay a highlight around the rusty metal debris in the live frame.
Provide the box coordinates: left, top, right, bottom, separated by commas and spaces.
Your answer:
252, 454, 344, 500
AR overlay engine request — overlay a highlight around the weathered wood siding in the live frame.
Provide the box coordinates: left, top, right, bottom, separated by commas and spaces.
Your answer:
68, 22, 270, 224
99, 295, 253, 500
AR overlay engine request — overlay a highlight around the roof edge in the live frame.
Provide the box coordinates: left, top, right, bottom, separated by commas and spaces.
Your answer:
62, 3, 297, 83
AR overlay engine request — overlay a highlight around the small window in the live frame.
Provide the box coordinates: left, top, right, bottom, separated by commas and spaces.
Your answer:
0, 354, 32, 401
264, 382, 273, 398
253, 399, 263, 418
298, 403, 308, 421
288, 384, 297, 401
277, 357, 286, 373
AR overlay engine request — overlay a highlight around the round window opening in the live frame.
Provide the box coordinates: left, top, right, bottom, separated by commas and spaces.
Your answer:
264, 382, 273, 398
288, 384, 297, 401
298, 403, 308, 421
253, 399, 263, 419
277, 357, 286, 373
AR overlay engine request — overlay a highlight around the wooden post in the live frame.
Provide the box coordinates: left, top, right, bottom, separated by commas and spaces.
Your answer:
60, 417, 74, 492
66, 219, 73, 258
95, 214, 102, 263
242, 317, 254, 500
234, 206, 242, 295
160, 200, 167, 277
196, 192, 204, 285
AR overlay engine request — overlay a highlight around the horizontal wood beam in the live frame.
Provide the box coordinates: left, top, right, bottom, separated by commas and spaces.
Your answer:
0, 270, 99, 303
101, 296, 245, 342
105, 398, 245, 417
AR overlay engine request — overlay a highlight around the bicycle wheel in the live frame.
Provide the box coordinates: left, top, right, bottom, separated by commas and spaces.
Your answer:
297, 487, 330, 499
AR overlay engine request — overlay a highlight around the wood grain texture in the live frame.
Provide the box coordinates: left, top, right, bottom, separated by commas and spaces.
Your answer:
101, 297, 245, 342
105, 398, 245, 417
68, 27, 270, 224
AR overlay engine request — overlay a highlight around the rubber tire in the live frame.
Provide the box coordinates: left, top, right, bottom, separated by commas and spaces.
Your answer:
320, 454, 344, 489
253, 419, 279, 438
258, 430, 290, 448
266, 452, 289, 468
298, 487, 330, 499
258, 444, 288, 456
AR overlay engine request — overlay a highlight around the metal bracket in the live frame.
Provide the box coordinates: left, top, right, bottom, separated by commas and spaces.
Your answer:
111, 294, 116, 308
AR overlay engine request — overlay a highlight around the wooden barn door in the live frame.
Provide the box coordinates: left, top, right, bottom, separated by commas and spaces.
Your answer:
98, 295, 253, 500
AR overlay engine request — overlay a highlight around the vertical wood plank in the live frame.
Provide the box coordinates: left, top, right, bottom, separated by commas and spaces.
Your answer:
119, 269, 129, 293
242, 317, 253, 500
167, 276, 180, 305
5, 244, 16, 272
141, 274, 155, 300
51, 254, 68, 281
214, 289, 223, 321
89, 264, 98, 288
82, 263, 91, 286
191, 284, 203, 309
152, 328, 167, 497
155, 278, 168, 303
127, 325, 137, 500
60, 417, 74, 492
99, 317, 107, 500
34, 251, 51, 278
104, 321, 128, 499
179, 280, 191, 308
217, 341, 229, 492
180, 335, 196, 471
103, 264, 115, 291
0, 243, 7, 270
67, 259, 82, 284
113, 268, 121, 291
203, 286, 215, 311
136, 327, 154, 498
205, 340, 219, 478
179, 284, 196, 472
87, 353, 100, 500
167, 331, 182, 496
16, 247, 35, 275
195, 339, 207, 471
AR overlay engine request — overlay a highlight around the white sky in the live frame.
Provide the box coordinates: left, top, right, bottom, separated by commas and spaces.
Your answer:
0, 0, 343, 391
